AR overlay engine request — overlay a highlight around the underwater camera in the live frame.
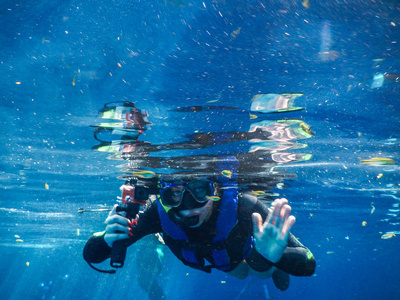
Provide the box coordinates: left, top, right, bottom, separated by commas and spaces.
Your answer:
129, 178, 149, 201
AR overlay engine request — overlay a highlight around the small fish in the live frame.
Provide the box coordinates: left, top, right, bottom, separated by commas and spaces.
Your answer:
16, 239, 24, 242
14, 235, 20, 238
221, 170, 232, 178
230, 27, 241, 41
370, 204, 375, 214
302, 0, 309, 9
300, 122, 313, 135
249, 113, 257, 119
132, 170, 156, 178
362, 221, 367, 226
206, 196, 221, 201
381, 232, 396, 239
26, 262, 30, 266
72, 75, 76, 86
360, 157, 395, 166
45, 183, 49, 190
251, 191, 266, 196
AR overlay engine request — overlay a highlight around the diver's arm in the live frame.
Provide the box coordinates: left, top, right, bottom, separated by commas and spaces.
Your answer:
274, 233, 316, 276
83, 201, 161, 264
252, 198, 296, 263
249, 197, 316, 276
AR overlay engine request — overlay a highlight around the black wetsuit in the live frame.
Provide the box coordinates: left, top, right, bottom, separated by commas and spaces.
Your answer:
83, 194, 315, 277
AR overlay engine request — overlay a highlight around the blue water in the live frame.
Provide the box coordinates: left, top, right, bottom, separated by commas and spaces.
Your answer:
1, 0, 400, 299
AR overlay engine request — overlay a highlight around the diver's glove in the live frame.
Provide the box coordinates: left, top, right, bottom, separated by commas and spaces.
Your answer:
252, 198, 296, 263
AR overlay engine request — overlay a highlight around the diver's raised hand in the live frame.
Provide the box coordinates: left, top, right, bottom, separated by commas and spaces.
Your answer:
252, 198, 296, 263
104, 204, 132, 247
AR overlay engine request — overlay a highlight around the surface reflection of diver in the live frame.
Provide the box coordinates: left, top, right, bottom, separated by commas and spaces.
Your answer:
371, 72, 400, 89
94, 119, 313, 163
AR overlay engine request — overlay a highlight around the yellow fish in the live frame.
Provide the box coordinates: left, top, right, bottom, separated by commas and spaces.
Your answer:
249, 113, 257, 119
361, 157, 395, 166
133, 170, 157, 178
251, 191, 266, 196
381, 232, 396, 239
206, 196, 221, 201
362, 221, 367, 226
45, 183, 49, 190
221, 170, 232, 178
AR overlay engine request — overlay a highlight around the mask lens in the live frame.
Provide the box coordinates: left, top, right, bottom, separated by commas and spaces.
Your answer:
187, 180, 213, 202
161, 184, 185, 207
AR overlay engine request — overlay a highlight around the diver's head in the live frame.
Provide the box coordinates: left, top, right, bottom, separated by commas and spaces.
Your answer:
159, 179, 220, 228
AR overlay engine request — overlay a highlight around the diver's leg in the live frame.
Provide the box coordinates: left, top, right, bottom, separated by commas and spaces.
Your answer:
271, 269, 290, 291
246, 250, 290, 291
136, 235, 166, 299
227, 260, 250, 279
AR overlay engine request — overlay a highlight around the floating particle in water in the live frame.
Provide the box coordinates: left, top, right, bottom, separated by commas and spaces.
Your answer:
16, 239, 23, 242
26, 262, 30, 266
72, 75, 75, 86
377, 173, 383, 179
45, 183, 49, 190
14, 235, 20, 238
362, 221, 367, 226
381, 232, 396, 239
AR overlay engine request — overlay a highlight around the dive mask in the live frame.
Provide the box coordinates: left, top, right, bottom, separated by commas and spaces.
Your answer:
160, 179, 217, 208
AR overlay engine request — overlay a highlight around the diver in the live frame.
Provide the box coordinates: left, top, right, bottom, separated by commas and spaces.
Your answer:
83, 176, 316, 292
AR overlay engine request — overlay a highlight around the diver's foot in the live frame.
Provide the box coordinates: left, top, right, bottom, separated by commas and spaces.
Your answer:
272, 269, 290, 291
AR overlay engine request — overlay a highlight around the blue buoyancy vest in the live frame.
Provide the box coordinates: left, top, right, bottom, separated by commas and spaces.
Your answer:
156, 184, 254, 273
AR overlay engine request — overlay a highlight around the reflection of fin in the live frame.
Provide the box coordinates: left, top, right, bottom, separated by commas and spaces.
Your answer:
173, 106, 238, 112
235, 280, 250, 300
263, 284, 270, 299
371, 73, 385, 88
250, 93, 303, 113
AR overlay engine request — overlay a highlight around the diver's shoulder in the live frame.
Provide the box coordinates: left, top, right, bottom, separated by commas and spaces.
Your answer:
238, 192, 258, 207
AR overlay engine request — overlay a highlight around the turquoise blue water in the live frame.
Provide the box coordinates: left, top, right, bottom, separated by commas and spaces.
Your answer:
1, 1, 400, 299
